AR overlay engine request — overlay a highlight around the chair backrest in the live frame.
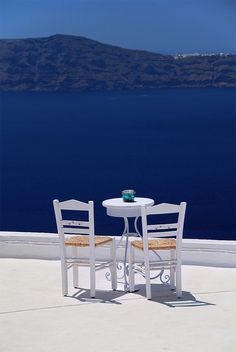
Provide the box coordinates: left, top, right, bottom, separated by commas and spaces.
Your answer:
53, 199, 95, 246
141, 202, 187, 245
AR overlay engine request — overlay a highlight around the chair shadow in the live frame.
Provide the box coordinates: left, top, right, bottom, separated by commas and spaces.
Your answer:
67, 287, 127, 305
131, 283, 215, 307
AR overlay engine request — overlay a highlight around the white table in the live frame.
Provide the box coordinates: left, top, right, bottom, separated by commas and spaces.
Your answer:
102, 197, 154, 290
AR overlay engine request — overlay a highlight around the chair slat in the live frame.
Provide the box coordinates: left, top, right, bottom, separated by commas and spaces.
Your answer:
62, 220, 89, 227
146, 231, 178, 238
147, 223, 178, 231
63, 228, 90, 235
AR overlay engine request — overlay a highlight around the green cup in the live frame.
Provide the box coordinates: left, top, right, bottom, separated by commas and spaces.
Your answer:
122, 189, 136, 202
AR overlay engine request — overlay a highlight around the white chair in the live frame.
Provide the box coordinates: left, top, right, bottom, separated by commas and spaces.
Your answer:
129, 202, 186, 300
53, 199, 117, 298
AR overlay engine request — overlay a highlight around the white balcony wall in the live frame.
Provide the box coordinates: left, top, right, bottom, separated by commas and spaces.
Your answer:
0, 232, 235, 268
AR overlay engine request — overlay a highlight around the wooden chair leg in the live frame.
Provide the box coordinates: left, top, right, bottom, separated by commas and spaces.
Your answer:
176, 262, 182, 298
144, 253, 151, 300
72, 247, 79, 288
61, 259, 68, 296
170, 249, 175, 290
90, 259, 96, 298
73, 264, 79, 288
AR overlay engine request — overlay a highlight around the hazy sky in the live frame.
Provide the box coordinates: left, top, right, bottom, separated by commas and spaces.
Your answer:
1, 0, 236, 54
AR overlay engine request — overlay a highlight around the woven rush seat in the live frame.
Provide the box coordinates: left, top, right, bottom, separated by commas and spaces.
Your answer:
65, 235, 112, 247
132, 238, 176, 250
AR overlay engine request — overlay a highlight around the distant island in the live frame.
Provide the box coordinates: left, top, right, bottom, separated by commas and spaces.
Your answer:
0, 34, 235, 91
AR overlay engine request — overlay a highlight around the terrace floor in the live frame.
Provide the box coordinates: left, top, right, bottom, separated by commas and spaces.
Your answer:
0, 259, 236, 352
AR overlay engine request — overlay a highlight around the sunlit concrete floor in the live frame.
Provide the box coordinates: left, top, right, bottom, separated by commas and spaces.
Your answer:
0, 259, 235, 352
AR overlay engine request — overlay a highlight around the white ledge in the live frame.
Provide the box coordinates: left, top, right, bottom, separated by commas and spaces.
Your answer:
0, 231, 235, 268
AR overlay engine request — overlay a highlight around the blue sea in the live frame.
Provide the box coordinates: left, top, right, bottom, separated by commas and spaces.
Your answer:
0, 88, 235, 239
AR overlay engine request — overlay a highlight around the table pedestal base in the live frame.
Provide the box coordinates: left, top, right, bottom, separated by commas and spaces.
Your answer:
116, 217, 141, 291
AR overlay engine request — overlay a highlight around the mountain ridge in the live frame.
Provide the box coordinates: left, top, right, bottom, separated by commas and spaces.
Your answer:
0, 34, 235, 91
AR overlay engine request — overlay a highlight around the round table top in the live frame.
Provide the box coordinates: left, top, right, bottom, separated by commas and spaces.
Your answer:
102, 197, 154, 209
